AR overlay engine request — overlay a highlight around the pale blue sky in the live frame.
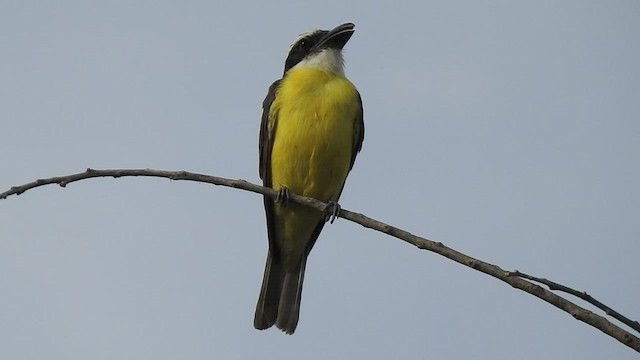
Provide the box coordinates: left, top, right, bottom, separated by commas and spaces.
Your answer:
1, 1, 639, 359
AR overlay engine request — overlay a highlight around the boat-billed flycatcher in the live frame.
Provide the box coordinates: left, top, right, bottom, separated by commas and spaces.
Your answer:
255, 22, 364, 334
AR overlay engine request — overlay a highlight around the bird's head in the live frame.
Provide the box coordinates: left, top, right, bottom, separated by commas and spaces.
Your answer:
283, 23, 355, 75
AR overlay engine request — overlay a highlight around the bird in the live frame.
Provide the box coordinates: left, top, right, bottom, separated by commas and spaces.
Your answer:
254, 22, 364, 334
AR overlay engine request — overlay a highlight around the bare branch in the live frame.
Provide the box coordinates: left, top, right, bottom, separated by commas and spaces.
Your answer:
2, 168, 639, 352
1, 168, 274, 200
510, 270, 640, 333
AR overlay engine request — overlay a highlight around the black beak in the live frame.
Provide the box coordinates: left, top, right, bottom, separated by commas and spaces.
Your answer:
313, 23, 355, 51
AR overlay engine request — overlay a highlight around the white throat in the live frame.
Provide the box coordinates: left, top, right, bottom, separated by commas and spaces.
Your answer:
292, 48, 345, 75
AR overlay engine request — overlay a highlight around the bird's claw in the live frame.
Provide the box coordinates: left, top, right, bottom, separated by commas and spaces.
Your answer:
324, 201, 341, 224
276, 187, 290, 205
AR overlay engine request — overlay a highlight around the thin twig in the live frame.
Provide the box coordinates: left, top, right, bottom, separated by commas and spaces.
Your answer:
2, 168, 639, 353
510, 270, 640, 333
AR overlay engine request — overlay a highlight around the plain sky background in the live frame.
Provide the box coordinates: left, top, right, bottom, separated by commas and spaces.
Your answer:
1, 1, 639, 359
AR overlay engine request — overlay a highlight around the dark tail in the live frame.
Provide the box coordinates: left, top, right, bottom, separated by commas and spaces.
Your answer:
254, 251, 306, 334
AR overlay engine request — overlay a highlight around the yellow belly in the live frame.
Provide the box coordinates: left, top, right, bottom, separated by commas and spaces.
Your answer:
269, 67, 359, 266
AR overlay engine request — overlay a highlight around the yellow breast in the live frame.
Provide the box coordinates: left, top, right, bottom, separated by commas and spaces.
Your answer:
269, 67, 359, 202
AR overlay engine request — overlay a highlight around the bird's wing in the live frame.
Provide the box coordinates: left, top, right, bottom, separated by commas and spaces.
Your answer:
259, 79, 281, 260
259, 79, 281, 184
350, 90, 365, 170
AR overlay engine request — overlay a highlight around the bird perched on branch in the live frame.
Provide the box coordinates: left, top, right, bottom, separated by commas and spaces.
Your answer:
255, 22, 364, 334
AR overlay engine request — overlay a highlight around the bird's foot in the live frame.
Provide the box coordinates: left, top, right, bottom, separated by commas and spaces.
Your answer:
276, 187, 290, 205
324, 201, 341, 224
